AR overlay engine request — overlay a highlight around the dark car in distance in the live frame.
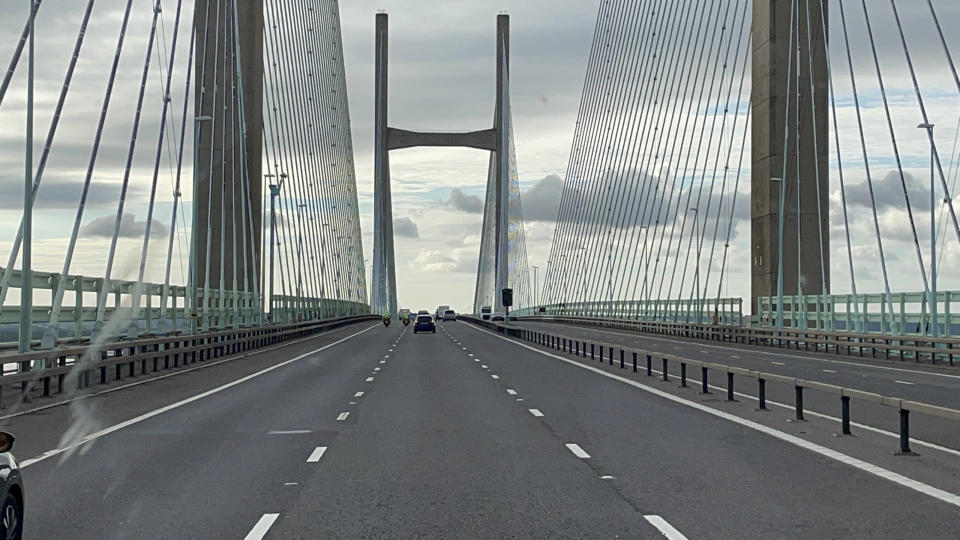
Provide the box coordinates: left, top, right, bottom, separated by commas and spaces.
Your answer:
0, 432, 23, 539
413, 315, 436, 334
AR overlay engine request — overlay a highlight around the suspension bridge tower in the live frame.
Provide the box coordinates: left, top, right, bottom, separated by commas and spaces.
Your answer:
751, 0, 830, 316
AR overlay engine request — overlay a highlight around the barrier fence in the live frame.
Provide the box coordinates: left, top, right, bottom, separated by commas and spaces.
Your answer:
463, 316, 960, 455
1, 314, 379, 410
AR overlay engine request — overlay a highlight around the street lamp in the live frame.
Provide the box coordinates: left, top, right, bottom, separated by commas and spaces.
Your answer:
918, 122, 937, 338
772, 177, 785, 330
266, 173, 280, 322
189, 115, 213, 334
689, 207, 701, 324
531, 265, 539, 308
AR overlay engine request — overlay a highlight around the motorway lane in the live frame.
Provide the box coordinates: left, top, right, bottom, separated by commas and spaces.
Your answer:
517, 321, 960, 408
516, 321, 960, 452
443, 321, 960, 538
270, 319, 665, 538
19, 322, 394, 539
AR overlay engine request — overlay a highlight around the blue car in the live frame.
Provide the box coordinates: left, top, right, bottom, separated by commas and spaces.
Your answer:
413, 315, 436, 334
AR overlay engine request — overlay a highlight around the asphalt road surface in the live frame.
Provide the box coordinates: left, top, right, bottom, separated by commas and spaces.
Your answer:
10, 320, 960, 538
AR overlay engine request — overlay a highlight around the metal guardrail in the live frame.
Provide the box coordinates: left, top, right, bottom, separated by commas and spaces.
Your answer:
511, 297, 744, 325
462, 316, 960, 454
518, 316, 960, 366
2, 314, 379, 408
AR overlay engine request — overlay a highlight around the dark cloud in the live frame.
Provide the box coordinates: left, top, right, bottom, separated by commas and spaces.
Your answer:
521, 174, 563, 222
845, 170, 930, 212
394, 216, 419, 238
0, 177, 147, 211
81, 213, 168, 239
445, 188, 484, 213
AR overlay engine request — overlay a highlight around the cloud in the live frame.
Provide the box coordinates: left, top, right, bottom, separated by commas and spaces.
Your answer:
445, 188, 484, 213
521, 174, 563, 222
394, 216, 420, 238
845, 170, 930, 212
80, 213, 168, 239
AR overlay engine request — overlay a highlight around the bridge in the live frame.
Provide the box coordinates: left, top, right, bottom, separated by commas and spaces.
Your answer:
1, 0, 959, 538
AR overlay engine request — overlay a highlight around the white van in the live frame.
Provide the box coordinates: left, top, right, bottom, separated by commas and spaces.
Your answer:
481, 306, 492, 320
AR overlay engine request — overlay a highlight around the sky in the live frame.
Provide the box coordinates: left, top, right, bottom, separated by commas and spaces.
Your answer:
0, 0, 959, 317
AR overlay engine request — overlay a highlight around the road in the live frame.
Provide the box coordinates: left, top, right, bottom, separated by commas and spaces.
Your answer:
9, 319, 960, 538
517, 320, 960, 452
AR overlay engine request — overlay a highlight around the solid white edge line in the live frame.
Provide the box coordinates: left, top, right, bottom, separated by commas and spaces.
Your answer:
267, 430, 311, 435
467, 324, 960, 509
529, 408, 544, 417
20, 324, 380, 469
541, 323, 960, 380
244, 513, 280, 540
307, 446, 328, 462
565, 443, 591, 459
336, 412, 350, 421
644, 515, 688, 540
0, 323, 357, 421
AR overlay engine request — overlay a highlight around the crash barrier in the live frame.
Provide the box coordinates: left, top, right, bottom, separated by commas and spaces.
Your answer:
463, 316, 960, 455
519, 316, 960, 367
0, 315, 379, 408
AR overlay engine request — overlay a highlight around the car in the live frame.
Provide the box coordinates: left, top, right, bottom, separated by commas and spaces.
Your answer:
417, 310, 429, 316
443, 309, 457, 321
480, 306, 492, 320
0, 432, 23, 540
413, 314, 436, 333
491, 312, 505, 322
509, 315, 518, 321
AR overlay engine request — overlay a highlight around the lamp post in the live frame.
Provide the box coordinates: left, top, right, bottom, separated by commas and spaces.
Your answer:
917, 123, 937, 338
266, 174, 278, 322
531, 265, 539, 308
772, 177, 785, 329
188, 115, 213, 334
689, 207, 701, 324
20, 0, 36, 354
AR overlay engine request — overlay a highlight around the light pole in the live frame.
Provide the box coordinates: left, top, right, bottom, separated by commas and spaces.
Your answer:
918, 123, 937, 339
689, 207, 701, 324
20, 0, 35, 354
266, 174, 278, 322
772, 177, 785, 329
531, 265, 539, 308
189, 115, 213, 334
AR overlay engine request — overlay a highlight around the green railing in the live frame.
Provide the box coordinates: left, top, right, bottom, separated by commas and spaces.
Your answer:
270, 295, 371, 323
512, 297, 744, 326
754, 291, 958, 337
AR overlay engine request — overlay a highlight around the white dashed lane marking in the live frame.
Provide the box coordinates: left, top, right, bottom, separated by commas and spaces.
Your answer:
565, 443, 590, 459
354, 391, 364, 397
336, 412, 350, 421
771, 361, 786, 366
491, 374, 500, 379
895, 380, 915, 385
823, 369, 837, 373
529, 409, 544, 417
244, 513, 279, 540
507, 389, 517, 395
307, 446, 328, 462
644, 515, 688, 540
365, 377, 374, 382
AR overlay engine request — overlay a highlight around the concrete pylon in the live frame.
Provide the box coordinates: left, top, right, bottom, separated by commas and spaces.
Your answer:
372, 13, 398, 318
193, 0, 264, 315
751, 0, 830, 318
371, 13, 513, 317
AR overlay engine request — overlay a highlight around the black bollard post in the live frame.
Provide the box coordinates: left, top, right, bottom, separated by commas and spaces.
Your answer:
841, 396, 851, 435
758, 378, 767, 410
726, 372, 735, 401
795, 386, 804, 420
633, 352, 638, 373
620, 349, 624, 369
646, 354, 652, 376
680, 363, 687, 387
899, 409, 912, 454
662, 358, 669, 382
701, 367, 709, 394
